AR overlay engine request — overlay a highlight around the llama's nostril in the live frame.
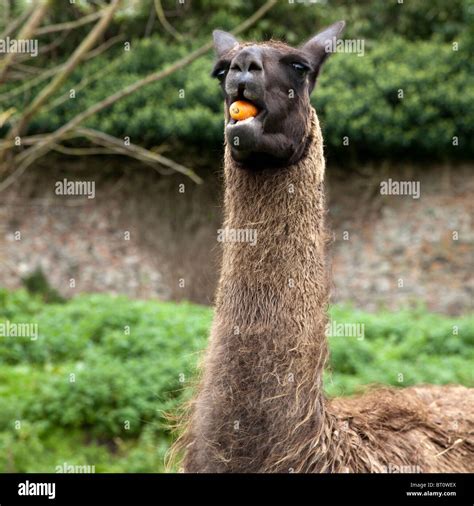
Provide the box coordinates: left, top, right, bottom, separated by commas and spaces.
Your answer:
248, 62, 262, 72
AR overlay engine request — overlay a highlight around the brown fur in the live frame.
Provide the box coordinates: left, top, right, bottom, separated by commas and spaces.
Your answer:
170, 109, 474, 473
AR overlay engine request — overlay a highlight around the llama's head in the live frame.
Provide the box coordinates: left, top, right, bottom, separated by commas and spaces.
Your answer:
212, 21, 345, 167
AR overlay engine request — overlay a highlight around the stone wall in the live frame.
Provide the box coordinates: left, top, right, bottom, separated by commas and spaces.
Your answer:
327, 164, 473, 315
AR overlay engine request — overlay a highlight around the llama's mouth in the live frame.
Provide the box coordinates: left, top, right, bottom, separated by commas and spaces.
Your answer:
226, 93, 266, 126
225, 93, 268, 156
227, 109, 265, 126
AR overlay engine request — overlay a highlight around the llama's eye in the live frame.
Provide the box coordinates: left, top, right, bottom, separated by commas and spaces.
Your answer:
291, 62, 309, 75
215, 68, 227, 81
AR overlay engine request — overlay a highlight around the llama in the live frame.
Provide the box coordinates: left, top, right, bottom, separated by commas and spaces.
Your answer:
172, 22, 474, 473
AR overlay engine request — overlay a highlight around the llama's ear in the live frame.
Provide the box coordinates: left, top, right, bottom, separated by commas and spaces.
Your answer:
301, 20, 345, 93
213, 30, 239, 58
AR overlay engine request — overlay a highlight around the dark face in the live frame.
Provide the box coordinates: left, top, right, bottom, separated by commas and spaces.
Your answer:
212, 22, 345, 167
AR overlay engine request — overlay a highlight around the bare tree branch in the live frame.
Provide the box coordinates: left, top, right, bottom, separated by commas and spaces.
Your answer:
0, 132, 53, 149
0, 0, 49, 83
0, 34, 123, 104
0, 107, 16, 128
1, 0, 11, 29
43, 58, 120, 114
12, 29, 70, 63
10, 61, 43, 76
50, 144, 117, 156
83, 33, 124, 59
0, 4, 33, 40
144, 2, 156, 38
35, 10, 104, 35
0, 63, 64, 102
3, 0, 121, 145
1, 30, 71, 72
76, 127, 202, 183
154, 0, 183, 41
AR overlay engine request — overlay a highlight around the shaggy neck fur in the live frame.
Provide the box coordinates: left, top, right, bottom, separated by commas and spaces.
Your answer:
181, 108, 330, 472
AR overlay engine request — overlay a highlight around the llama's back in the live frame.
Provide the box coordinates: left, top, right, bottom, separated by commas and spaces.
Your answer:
328, 385, 474, 473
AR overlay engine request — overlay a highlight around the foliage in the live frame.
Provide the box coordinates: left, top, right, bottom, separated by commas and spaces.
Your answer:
0, 288, 472, 471
21, 268, 65, 304
325, 305, 474, 396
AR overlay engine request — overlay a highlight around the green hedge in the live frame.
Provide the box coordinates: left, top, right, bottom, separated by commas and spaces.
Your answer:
0, 292, 209, 437
1, 288, 472, 434
0, 288, 472, 470
325, 305, 474, 396
3, 35, 471, 161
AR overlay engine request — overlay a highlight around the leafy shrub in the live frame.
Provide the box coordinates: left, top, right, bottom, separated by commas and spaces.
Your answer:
0, 288, 43, 320
0, 291, 210, 438
2, 30, 472, 162
21, 268, 65, 304
326, 305, 474, 395
0, 289, 472, 471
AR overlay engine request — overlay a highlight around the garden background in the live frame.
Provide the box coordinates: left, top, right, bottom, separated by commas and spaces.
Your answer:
0, 0, 473, 472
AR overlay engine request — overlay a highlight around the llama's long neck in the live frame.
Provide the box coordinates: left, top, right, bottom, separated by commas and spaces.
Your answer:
184, 109, 330, 472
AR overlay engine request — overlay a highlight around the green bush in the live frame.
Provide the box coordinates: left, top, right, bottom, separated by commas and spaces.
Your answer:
0, 289, 472, 471
2, 2, 473, 162
0, 292, 211, 439
325, 305, 474, 396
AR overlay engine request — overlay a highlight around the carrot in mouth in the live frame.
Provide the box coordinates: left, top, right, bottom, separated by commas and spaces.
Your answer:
229, 100, 259, 121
